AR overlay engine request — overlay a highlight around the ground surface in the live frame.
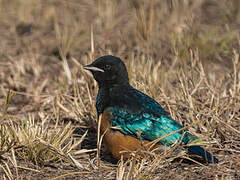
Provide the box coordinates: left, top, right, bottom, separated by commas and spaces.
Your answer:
0, 0, 240, 179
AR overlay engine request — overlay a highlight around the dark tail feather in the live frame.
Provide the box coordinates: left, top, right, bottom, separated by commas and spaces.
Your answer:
187, 146, 218, 163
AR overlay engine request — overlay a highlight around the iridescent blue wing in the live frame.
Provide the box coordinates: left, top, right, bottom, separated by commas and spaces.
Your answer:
108, 106, 197, 146
107, 107, 219, 163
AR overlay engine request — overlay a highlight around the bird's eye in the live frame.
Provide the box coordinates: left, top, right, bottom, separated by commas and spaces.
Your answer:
104, 64, 111, 70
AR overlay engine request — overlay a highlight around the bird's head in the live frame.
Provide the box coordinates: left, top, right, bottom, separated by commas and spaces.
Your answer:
83, 55, 129, 87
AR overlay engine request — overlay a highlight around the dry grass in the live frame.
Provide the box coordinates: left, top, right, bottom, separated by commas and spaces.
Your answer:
0, 0, 240, 179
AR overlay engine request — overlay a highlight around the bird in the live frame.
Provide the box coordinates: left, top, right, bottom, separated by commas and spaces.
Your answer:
83, 55, 218, 163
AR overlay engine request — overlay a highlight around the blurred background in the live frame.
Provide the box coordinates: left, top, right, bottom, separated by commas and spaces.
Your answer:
0, 0, 240, 179
0, 0, 239, 102
1, 0, 239, 93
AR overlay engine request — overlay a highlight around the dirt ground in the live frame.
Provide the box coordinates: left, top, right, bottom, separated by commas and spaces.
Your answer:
0, 0, 240, 179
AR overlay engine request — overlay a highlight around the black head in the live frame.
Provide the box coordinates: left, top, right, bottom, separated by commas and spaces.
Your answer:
83, 55, 129, 87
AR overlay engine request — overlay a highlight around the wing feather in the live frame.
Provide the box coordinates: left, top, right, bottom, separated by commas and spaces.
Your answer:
108, 107, 197, 146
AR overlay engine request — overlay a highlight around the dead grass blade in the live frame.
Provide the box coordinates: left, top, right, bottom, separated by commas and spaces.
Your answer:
49, 171, 92, 180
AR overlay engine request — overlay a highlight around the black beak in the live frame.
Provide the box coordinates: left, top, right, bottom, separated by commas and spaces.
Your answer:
83, 64, 104, 72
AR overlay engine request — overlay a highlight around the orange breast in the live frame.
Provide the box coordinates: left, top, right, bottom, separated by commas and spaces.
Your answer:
99, 109, 158, 160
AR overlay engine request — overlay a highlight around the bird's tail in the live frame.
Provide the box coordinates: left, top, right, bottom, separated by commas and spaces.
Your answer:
187, 145, 218, 163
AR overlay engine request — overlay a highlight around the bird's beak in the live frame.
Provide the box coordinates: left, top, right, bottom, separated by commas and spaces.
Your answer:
83, 64, 104, 72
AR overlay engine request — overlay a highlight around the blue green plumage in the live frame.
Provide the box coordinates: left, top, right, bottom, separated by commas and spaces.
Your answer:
109, 106, 197, 146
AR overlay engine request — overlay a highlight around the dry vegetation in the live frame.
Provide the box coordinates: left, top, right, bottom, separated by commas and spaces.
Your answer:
0, 0, 240, 179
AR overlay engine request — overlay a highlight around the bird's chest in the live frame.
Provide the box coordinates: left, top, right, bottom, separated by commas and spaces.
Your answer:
96, 92, 103, 116
96, 87, 109, 116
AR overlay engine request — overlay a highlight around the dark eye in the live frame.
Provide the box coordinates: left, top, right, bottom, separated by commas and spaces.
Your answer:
104, 64, 111, 70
